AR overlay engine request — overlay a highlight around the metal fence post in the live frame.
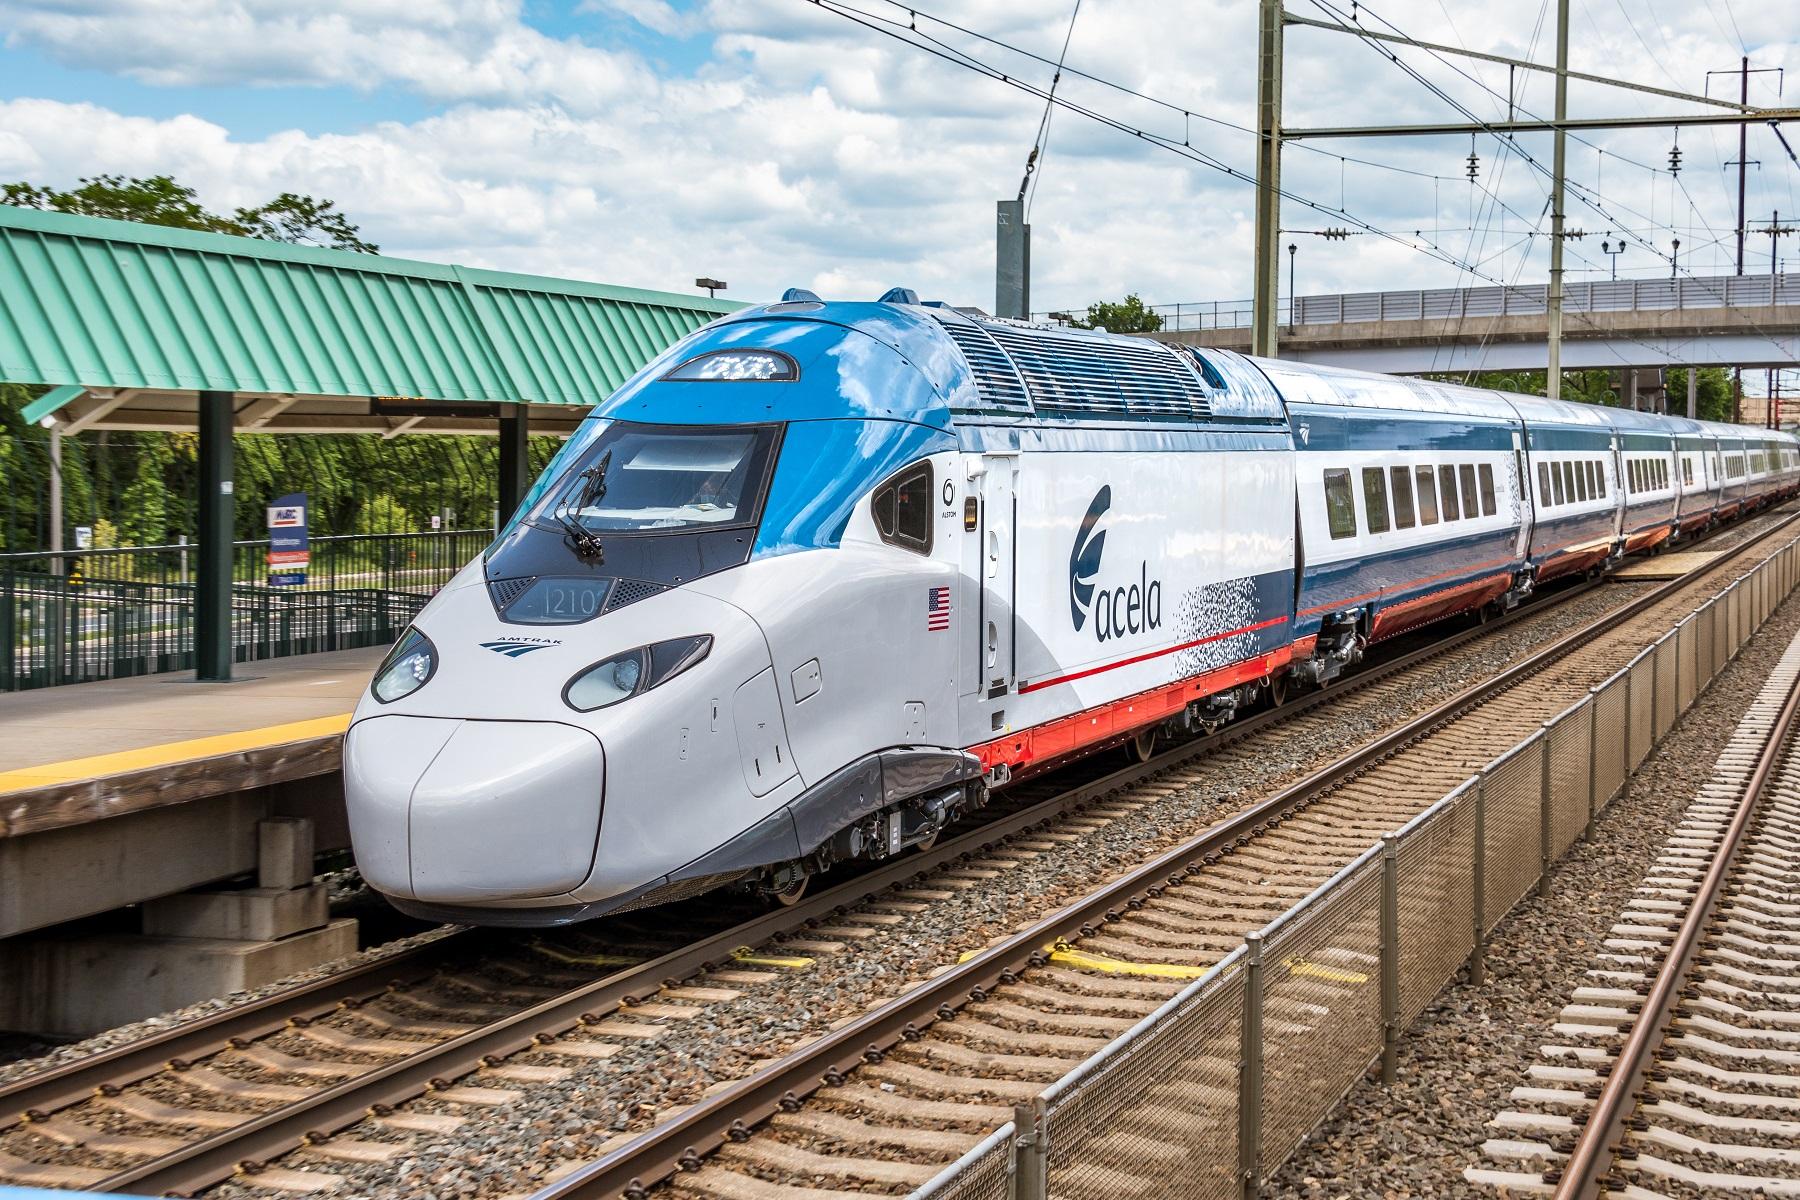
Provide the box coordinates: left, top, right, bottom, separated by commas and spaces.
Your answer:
1537, 728, 1553, 897
1010, 1098, 1047, 1200
1238, 931, 1265, 1200
1585, 690, 1600, 837
1651, 644, 1664, 746
1470, 776, 1487, 984
0, 560, 13, 692
1622, 666, 1634, 776
1380, 833, 1401, 1085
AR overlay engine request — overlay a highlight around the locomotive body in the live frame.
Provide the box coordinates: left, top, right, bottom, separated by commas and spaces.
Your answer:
344, 295, 1800, 925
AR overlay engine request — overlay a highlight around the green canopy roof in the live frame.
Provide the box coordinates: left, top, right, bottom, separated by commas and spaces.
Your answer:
0, 205, 741, 414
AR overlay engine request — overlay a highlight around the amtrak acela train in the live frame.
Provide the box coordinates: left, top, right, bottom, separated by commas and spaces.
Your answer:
344, 290, 1800, 925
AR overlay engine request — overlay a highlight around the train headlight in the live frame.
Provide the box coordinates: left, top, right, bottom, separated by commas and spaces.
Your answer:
564, 635, 712, 713
372, 629, 437, 703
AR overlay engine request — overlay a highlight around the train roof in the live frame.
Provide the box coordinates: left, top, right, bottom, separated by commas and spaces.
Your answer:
687, 297, 1287, 428
619, 294, 1799, 449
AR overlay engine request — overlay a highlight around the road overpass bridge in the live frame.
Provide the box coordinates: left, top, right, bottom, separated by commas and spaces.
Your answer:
1138, 271, 1800, 375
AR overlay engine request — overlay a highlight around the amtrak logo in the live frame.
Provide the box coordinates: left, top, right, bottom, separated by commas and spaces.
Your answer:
481, 639, 558, 658
1069, 486, 1111, 631
1068, 485, 1163, 643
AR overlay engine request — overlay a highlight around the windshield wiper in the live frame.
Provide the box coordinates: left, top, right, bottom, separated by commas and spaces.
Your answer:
542, 450, 613, 562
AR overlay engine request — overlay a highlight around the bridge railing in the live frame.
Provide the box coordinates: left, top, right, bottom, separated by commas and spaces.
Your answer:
1042, 271, 1800, 334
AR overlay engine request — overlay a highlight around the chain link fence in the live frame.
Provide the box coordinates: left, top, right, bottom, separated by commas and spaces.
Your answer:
914, 534, 1800, 1200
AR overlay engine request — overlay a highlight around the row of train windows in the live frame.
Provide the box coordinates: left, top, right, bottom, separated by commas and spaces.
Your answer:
1320, 463, 1496, 541
1535, 459, 1608, 509
1625, 458, 1669, 495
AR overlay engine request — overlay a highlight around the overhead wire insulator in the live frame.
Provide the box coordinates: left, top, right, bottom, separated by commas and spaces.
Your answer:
1465, 135, 1480, 183
1668, 131, 1682, 176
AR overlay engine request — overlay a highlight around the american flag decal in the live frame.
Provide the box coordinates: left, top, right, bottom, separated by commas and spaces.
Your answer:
926, 585, 952, 631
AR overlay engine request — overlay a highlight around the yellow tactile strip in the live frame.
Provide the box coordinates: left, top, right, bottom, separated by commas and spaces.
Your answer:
0, 713, 351, 797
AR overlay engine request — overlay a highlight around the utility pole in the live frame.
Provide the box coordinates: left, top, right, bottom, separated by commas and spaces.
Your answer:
1757, 211, 1798, 275
1252, 0, 1283, 358
1545, 0, 1570, 399
1737, 58, 1749, 274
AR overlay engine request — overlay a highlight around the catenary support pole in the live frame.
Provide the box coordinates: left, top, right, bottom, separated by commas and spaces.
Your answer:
196, 390, 236, 683
1688, 367, 1698, 418
498, 403, 531, 526
1252, 0, 1283, 358
1545, 0, 1569, 399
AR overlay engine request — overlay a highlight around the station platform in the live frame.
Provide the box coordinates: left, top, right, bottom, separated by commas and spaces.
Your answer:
0, 648, 380, 942
0, 648, 379, 835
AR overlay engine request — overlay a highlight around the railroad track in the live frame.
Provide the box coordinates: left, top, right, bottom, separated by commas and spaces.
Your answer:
1471, 625, 1800, 1200
0, 507, 1790, 1198
509, 518, 1800, 1200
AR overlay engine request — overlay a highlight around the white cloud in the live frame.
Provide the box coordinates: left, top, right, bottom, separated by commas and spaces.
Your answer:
0, 0, 653, 112
0, 0, 1793, 311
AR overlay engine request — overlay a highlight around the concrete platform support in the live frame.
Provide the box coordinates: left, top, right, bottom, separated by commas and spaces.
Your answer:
0, 818, 357, 1037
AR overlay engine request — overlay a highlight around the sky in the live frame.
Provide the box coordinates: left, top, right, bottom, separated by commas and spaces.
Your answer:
0, 0, 1796, 318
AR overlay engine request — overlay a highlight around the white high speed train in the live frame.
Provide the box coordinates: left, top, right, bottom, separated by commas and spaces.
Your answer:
344, 290, 1799, 925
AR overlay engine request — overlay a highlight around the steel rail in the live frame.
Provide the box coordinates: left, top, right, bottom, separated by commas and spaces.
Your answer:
0, 522, 1620, 1154
76, 563, 1596, 1197
4, 505, 1787, 1196
532, 511, 1800, 1200
1549, 634, 1800, 1199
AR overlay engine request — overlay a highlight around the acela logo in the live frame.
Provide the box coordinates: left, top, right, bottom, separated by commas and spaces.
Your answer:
481, 639, 556, 658
1068, 486, 1110, 632
1067, 485, 1163, 643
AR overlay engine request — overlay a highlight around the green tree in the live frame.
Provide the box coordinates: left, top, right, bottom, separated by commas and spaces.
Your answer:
1076, 294, 1164, 334
3, 174, 377, 252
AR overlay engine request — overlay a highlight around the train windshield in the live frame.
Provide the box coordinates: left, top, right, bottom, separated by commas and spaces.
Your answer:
522, 421, 781, 538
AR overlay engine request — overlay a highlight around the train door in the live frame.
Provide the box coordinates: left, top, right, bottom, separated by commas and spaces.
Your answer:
978, 452, 1018, 700
1512, 427, 1533, 559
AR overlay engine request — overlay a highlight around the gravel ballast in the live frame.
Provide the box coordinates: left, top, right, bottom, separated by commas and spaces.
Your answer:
199, 580, 1694, 1198
1266, 577, 1800, 1199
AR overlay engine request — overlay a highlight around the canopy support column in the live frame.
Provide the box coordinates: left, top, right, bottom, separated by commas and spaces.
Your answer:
196, 391, 236, 682
498, 403, 530, 526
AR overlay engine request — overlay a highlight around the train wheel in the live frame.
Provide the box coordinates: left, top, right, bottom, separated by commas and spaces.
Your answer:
770, 876, 809, 906
1267, 674, 1288, 708
914, 828, 940, 854
1129, 729, 1157, 763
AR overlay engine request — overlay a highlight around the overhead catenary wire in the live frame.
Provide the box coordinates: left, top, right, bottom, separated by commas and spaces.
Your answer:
811, 0, 1714, 369
1018, 0, 1081, 217
1305, 0, 1791, 343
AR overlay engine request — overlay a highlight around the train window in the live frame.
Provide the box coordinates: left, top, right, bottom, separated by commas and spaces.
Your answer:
1389, 465, 1416, 528
1361, 468, 1390, 534
1478, 464, 1497, 514
1588, 461, 1600, 496
1576, 462, 1590, 503
1324, 469, 1357, 539
1415, 466, 1439, 524
1537, 462, 1553, 506
1460, 464, 1480, 517
871, 461, 933, 554
1439, 465, 1461, 520
1551, 463, 1566, 506
1563, 461, 1578, 502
